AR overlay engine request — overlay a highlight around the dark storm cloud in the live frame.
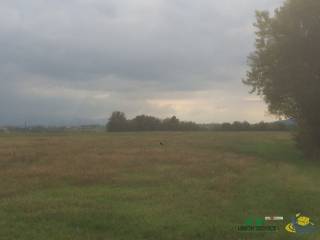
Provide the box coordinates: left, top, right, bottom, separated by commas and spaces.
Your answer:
0, 0, 283, 125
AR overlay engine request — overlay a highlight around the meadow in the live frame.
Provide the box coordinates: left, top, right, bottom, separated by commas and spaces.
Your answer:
0, 131, 319, 240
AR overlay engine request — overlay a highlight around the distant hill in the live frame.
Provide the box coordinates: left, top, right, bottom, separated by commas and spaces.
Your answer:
275, 119, 296, 126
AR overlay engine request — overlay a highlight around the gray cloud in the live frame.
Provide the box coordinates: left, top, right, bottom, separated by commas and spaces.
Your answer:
0, 0, 283, 125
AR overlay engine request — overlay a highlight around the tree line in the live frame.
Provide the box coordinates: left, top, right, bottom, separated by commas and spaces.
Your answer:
106, 112, 201, 132
106, 111, 294, 132
202, 121, 294, 131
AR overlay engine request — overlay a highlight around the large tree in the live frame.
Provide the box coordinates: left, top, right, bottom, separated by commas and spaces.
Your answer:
244, 0, 320, 156
131, 115, 162, 131
106, 111, 128, 132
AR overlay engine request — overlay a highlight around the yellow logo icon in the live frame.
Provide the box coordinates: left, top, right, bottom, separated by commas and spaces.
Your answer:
285, 213, 316, 234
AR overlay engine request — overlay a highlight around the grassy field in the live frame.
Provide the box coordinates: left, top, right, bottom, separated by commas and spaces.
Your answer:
0, 131, 319, 240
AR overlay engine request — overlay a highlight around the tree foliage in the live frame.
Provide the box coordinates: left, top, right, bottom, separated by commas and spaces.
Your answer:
204, 121, 291, 131
106, 111, 129, 132
244, 0, 320, 156
106, 112, 200, 132
106, 112, 293, 132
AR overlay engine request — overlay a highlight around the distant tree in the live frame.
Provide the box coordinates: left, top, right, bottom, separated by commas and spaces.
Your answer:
253, 122, 268, 131
269, 122, 287, 131
242, 121, 251, 131
202, 121, 291, 131
162, 116, 180, 131
221, 122, 232, 131
244, 0, 320, 156
178, 121, 201, 131
106, 111, 129, 132
131, 115, 162, 131
105, 113, 291, 133
232, 121, 250, 131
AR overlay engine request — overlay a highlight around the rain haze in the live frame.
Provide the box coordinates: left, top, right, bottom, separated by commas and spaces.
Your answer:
0, 0, 283, 126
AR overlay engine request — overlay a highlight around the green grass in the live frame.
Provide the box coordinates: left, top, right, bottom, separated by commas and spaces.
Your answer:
0, 132, 319, 239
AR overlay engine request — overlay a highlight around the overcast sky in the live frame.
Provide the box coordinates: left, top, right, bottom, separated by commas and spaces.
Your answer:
0, 0, 284, 126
